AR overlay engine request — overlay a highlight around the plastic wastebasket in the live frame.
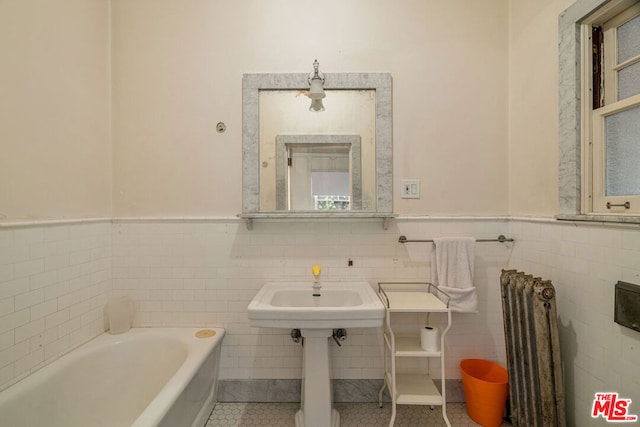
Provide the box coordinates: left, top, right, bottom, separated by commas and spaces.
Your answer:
460, 359, 508, 427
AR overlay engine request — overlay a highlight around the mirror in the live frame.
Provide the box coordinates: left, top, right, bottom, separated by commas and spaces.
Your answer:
242, 72, 392, 216
260, 90, 374, 211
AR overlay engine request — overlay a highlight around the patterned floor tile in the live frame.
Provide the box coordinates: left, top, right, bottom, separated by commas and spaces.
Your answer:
207, 402, 511, 426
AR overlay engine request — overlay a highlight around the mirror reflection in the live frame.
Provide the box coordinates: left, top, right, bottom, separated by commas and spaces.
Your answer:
241, 72, 392, 217
259, 90, 376, 212
275, 135, 362, 211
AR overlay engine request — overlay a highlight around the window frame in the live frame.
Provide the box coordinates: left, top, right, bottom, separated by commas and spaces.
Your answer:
581, 1, 640, 216
591, 94, 640, 213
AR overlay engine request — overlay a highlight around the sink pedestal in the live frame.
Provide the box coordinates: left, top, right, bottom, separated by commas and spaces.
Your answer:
295, 328, 340, 427
247, 281, 385, 426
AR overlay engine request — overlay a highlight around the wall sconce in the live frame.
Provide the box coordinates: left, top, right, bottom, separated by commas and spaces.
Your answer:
308, 59, 325, 112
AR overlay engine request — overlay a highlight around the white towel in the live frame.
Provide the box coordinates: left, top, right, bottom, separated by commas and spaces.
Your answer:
430, 237, 477, 312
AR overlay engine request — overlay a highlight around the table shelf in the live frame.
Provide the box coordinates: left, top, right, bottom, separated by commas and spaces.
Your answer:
377, 282, 451, 427
392, 333, 442, 358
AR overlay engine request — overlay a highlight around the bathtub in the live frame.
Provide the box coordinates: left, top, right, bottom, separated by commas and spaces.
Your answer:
0, 327, 225, 427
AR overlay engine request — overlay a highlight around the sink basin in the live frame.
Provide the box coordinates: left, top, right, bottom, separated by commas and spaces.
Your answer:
270, 289, 362, 307
248, 281, 385, 329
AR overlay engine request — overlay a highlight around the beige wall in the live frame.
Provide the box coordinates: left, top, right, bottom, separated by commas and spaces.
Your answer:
111, 0, 510, 217
508, 0, 574, 216
0, 0, 111, 221
0, 1, 524, 219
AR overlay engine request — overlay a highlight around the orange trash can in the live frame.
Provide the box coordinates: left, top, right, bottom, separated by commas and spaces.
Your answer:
460, 359, 509, 427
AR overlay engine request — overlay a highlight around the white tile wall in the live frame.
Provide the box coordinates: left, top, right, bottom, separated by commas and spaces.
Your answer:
0, 217, 512, 390
111, 217, 511, 381
4, 216, 637, 426
508, 219, 640, 427
0, 221, 111, 390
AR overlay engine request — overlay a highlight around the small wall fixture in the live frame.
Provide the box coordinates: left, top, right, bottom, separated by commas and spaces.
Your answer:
307, 59, 325, 112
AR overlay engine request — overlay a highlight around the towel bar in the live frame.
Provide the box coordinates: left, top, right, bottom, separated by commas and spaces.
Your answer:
398, 235, 514, 243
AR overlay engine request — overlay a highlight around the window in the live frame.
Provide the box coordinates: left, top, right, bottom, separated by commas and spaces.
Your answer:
289, 146, 352, 211
584, 1, 640, 215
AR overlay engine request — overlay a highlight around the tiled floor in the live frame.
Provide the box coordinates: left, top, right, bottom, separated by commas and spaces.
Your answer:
207, 402, 510, 426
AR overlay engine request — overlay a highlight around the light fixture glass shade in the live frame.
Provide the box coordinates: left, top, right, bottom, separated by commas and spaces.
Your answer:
309, 99, 325, 112
308, 78, 326, 100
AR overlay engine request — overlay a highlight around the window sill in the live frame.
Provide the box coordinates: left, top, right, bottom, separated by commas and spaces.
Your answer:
556, 214, 640, 225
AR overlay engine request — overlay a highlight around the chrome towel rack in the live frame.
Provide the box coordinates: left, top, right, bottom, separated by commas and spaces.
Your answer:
398, 234, 514, 243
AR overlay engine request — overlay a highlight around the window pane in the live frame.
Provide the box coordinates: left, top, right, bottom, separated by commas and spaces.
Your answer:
617, 14, 640, 64
618, 61, 640, 99
605, 104, 640, 196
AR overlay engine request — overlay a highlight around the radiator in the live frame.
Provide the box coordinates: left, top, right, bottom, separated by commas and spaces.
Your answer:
500, 270, 566, 427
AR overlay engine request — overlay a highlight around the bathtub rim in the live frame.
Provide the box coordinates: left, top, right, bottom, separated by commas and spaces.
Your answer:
128, 328, 225, 427
0, 327, 226, 427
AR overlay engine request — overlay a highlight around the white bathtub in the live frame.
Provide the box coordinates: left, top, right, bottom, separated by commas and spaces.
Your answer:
0, 327, 225, 427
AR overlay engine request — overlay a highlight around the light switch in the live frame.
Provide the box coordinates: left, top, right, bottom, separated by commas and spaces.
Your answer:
401, 179, 420, 199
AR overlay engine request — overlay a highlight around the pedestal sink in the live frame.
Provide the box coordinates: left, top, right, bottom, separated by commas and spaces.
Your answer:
248, 281, 385, 427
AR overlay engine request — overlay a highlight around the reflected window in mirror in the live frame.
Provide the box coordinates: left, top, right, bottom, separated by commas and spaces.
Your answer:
274, 136, 363, 211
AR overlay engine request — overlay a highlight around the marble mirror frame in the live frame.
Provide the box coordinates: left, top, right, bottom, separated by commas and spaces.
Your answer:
242, 73, 393, 215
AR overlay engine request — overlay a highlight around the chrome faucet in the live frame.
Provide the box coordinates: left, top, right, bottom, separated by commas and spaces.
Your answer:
312, 265, 321, 296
